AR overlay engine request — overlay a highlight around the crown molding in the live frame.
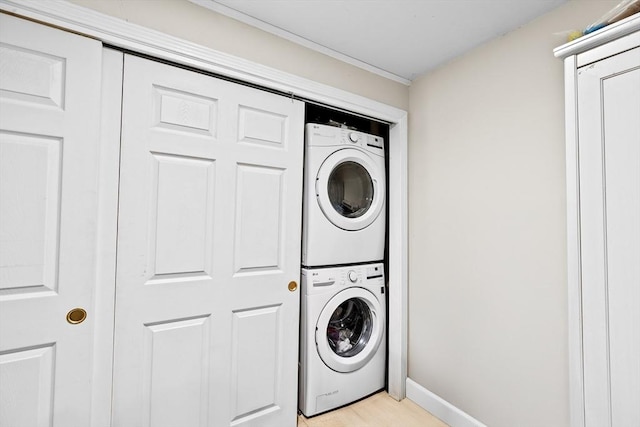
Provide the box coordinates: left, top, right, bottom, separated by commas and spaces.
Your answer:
554, 13, 640, 59
188, 0, 411, 86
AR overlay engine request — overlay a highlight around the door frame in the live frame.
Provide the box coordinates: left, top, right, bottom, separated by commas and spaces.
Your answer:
0, 0, 408, 424
554, 16, 640, 427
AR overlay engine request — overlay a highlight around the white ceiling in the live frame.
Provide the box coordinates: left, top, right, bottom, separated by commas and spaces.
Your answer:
191, 0, 568, 84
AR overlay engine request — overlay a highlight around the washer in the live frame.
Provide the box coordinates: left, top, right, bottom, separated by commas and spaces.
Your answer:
299, 263, 386, 417
302, 123, 386, 267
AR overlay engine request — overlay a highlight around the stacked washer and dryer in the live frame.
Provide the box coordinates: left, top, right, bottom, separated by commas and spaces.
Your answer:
299, 123, 387, 417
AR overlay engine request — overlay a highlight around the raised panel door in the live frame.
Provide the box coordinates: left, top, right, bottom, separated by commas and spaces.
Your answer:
577, 46, 640, 427
112, 54, 304, 427
0, 13, 102, 427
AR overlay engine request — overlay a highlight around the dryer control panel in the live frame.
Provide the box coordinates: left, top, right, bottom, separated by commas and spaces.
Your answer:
341, 130, 384, 151
306, 123, 384, 157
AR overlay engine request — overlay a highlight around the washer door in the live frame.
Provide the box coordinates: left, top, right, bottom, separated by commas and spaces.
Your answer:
316, 287, 384, 373
315, 148, 385, 231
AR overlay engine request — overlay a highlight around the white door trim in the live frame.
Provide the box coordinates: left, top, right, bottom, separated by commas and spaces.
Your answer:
561, 53, 585, 427
0, 0, 408, 419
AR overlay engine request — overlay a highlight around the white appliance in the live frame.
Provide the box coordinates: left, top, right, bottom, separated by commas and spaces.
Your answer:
302, 123, 386, 267
299, 263, 386, 416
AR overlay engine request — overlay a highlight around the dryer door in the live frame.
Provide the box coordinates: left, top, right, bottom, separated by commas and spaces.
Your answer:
315, 148, 385, 231
315, 287, 384, 373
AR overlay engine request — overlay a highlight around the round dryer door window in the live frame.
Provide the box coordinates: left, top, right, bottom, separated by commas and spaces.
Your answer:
327, 161, 373, 219
316, 148, 385, 231
315, 287, 384, 373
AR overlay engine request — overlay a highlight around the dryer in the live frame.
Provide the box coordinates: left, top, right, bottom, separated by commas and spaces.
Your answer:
299, 263, 386, 417
302, 123, 386, 267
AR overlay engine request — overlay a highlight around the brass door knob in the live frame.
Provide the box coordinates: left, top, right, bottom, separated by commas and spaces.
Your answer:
288, 281, 298, 292
66, 308, 87, 324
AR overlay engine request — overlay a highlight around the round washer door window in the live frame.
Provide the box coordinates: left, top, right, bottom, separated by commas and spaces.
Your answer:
316, 149, 385, 231
316, 287, 384, 373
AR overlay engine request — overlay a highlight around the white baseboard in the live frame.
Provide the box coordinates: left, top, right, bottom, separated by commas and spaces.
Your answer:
406, 378, 487, 427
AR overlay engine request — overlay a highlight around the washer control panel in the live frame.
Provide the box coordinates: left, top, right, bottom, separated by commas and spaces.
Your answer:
302, 262, 385, 293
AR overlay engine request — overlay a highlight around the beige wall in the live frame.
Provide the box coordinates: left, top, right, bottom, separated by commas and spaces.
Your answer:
408, 1, 618, 426
68, 0, 409, 110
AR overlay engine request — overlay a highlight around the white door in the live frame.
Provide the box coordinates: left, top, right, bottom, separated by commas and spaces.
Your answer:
0, 14, 102, 427
578, 47, 640, 427
112, 54, 304, 427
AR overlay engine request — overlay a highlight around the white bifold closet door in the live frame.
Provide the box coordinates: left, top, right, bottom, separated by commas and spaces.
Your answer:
111, 54, 304, 427
0, 14, 102, 427
577, 46, 640, 427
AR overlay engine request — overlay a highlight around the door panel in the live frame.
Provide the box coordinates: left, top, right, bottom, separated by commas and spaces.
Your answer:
152, 154, 215, 277
0, 43, 65, 109
238, 106, 287, 147
0, 133, 61, 292
234, 164, 284, 272
142, 316, 212, 427
578, 47, 640, 427
602, 65, 640, 427
0, 14, 102, 427
230, 305, 282, 422
0, 345, 55, 427
113, 54, 304, 427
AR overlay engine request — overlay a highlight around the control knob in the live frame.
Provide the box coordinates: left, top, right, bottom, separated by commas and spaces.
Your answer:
348, 270, 358, 283
348, 132, 359, 143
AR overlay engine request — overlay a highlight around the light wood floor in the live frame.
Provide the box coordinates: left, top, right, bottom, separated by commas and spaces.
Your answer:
297, 391, 449, 427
